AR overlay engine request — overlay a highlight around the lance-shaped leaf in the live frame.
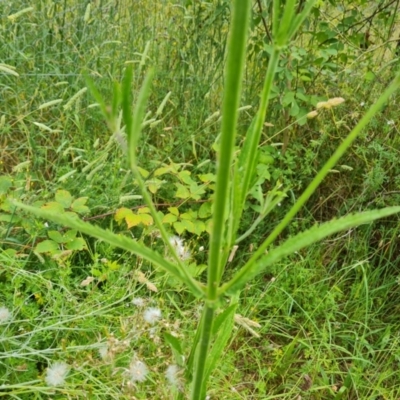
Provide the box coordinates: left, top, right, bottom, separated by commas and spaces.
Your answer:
220, 206, 400, 295
13, 202, 206, 298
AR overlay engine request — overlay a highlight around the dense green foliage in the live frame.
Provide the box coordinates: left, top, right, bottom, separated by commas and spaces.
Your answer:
1, 1, 400, 399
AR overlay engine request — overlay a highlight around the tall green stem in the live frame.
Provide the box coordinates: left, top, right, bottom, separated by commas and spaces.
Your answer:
190, 305, 215, 400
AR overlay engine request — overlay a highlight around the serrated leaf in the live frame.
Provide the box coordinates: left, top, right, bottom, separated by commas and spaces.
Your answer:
190, 183, 206, 200
65, 237, 87, 251
47, 230, 65, 243
163, 213, 178, 224
35, 240, 59, 253
198, 202, 212, 218
13, 201, 205, 298
222, 206, 400, 294
55, 190, 72, 208
125, 213, 142, 228
154, 166, 173, 176
115, 207, 134, 224
198, 173, 216, 183
0, 176, 12, 195
71, 197, 89, 214
64, 229, 78, 241
181, 211, 197, 220
173, 221, 185, 235
181, 219, 195, 233
193, 220, 206, 235
175, 183, 190, 199
139, 213, 153, 226
138, 207, 151, 214
168, 207, 179, 216
42, 202, 65, 213
178, 170, 194, 185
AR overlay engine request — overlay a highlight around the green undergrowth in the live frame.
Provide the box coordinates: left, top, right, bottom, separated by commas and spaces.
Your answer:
2, 0, 400, 399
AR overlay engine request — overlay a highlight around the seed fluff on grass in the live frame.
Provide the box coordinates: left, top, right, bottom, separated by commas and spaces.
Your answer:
126, 359, 148, 383
45, 362, 70, 387
0, 306, 11, 323
143, 307, 161, 325
169, 235, 191, 260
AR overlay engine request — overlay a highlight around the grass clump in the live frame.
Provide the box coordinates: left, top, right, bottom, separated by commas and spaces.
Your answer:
2, 0, 400, 399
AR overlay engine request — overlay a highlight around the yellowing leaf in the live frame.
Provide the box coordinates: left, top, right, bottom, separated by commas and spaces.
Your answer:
42, 202, 64, 213
139, 213, 153, 226
138, 207, 151, 214
115, 207, 134, 224
125, 213, 142, 228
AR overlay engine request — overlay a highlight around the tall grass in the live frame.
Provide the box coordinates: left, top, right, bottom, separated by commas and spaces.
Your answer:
13, 0, 400, 398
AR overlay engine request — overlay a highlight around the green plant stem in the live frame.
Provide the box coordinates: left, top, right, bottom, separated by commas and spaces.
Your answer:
231, 47, 281, 244
190, 305, 215, 400
220, 71, 400, 296
122, 68, 205, 298
208, 0, 251, 294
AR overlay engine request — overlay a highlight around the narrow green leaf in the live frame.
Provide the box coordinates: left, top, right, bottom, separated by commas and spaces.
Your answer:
13, 202, 206, 298
220, 207, 400, 295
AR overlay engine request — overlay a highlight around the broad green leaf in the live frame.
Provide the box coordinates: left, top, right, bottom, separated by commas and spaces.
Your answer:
220, 206, 400, 295
65, 237, 87, 251
168, 207, 179, 216
162, 213, 178, 224
42, 202, 64, 213
55, 190, 72, 208
71, 197, 89, 214
64, 229, 78, 241
198, 202, 211, 218
47, 230, 65, 243
181, 219, 195, 234
0, 176, 12, 195
137, 167, 149, 178
193, 220, 206, 236
35, 239, 59, 253
198, 173, 216, 183
173, 221, 185, 235
175, 183, 190, 199
178, 170, 194, 185
181, 210, 197, 220
154, 166, 173, 176
189, 183, 206, 200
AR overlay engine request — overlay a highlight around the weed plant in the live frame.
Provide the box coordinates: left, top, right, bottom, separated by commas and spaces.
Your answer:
2, 1, 400, 399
